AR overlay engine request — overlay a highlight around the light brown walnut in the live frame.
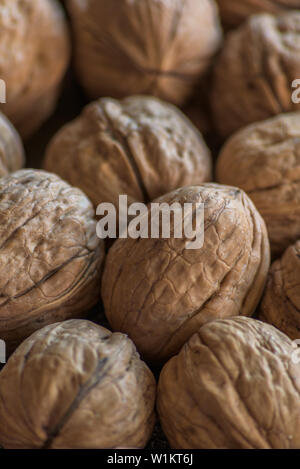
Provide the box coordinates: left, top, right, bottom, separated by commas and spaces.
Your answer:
44, 96, 212, 209
0, 169, 105, 353
216, 112, 300, 257
158, 316, 300, 449
211, 11, 300, 138
102, 184, 270, 364
0, 320, 156, 449
66, 0, 222, 106
0, 112, 24, 177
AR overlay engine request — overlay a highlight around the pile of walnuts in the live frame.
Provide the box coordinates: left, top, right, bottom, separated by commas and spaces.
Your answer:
1, 0, 300, 450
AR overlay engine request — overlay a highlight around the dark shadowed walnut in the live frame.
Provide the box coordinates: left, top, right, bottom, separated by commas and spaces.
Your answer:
0, 0, 70, 138
211, 12, 300, 139
259, 240, 300, 339
66, 0, 222, 106
0, 170, 105, 352
216, 0, 300, 28
216, 112, 300, 257
44, 96, 212, 208
102, 184, 270, 364
0, 113, 24, 177
158, 316, 300, 449
0, 320, 156, 449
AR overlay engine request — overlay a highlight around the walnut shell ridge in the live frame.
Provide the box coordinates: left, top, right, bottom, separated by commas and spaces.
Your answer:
44, 96, 212, 209
102, 184, 270, 363
211, 11, 300, 138
0, 0, 70, 138
0, 169, 105, 352
0, 320, 156, 449
66, 0, 222, 106
259, 239, 300, 339
216, 112, 300, 257
158, 316, 300, 449
0, 112, 24, 177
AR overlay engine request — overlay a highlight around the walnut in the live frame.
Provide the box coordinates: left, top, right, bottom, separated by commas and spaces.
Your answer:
211, 11, 300, 139
259, 239, 300, 339
0, 113, 24, 177
216, 112, 300, 257
102, 184, 270, 364
44, 96, 213, 208
66, 0, 222, 106
0, 319, 156, 449
216, 0, 300, 28
0, 0, 70, 138
0, 169, 105, 353
157, 316, 300, 449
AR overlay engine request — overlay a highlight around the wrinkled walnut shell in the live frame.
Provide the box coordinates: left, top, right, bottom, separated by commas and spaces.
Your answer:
0, 320, 156, 449
102, 184, 270, 363
216, 112, 300, 257
0, 113, 24, 177
0, 0, 70, 138
211, 11, 300, 138
0, 169, 105, 352
158, 316, 300, 449
44, 96, 212, 208
66, 0, 222, 106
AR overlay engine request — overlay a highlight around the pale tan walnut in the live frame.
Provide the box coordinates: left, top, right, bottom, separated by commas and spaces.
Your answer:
0, 112, 24, 177
66, 0, 222, 106
0, 319, 156, 449
216, 0, 300, 28
44, 96, 213, 208
0, 0, 70, 138
211, 11, 300, 139
259, 240, 300, 339
0, 169, 105, 353
158, 316, 300, 449
102, 184, 270, 364
216, 112, 300, 257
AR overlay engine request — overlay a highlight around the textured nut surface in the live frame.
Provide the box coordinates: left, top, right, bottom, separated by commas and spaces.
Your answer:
0, 169, 105, 351
67, 0, 222, 106
0, 319, 156, 449
157, 316, 300, 449
216, 112, 300, 256
102, 184, 270, 363
216, 0, 300, 28
0, 112, 24, 177
259, 239, 300, 339
211, 12, 300, 138
44, 96, 212, 208
0, 0, 70, 138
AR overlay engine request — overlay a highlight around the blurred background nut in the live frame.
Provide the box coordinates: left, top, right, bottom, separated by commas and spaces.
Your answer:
0, 320, 156, 449
66, 0, 222, 106
0, 0, 70, 138
216, 0, 300, 28
0, 169, 105, 352
211, 11, 300, 139
102, 184, 270, 363
44, 96, 212, 208
157, 316, 300, 449
259, 239, 300, 339
0, 112, 24, 177
216, 112, 300, 257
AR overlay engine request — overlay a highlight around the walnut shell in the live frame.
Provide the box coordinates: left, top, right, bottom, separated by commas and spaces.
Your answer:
66, 0, 222, 106
0, 0, 70, 138
102, 184, 270, 363
0, 113, 24, 177
216, 112, 300, 257
211, 11, 300, 138
0, 319, 156, 449
259, 239, 300, 339
44, 96, 212, 208
0, 169, 105, 352
158, 316, 300, 449
216, 0, 300, 28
